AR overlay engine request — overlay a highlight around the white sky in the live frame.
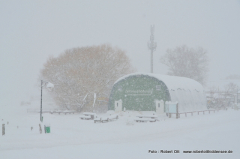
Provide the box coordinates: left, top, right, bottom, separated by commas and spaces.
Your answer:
1, 0, 240, 106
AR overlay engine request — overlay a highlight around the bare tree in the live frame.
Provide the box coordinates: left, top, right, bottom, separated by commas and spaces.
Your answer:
40, 44, 135, 112
160, 45, 209, 85
207, 83, 238, 109
222, 83, 238, 106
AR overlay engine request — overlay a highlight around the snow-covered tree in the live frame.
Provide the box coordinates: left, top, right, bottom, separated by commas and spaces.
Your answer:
40, 44, 135, 112
160, 45, 209, 85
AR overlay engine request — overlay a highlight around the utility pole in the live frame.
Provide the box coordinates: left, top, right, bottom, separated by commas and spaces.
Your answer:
148, 25, 157, 73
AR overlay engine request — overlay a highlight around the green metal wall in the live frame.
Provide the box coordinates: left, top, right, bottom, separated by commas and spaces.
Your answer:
108, 75, 170, 111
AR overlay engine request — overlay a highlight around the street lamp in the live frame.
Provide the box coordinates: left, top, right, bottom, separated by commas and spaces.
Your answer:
237, 86, 239, 105
40, 80, 54, 122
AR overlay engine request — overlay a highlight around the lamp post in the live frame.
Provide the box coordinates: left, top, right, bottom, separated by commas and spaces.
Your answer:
40, 80, 54, 122
40, 80, 43, 122
237, 86, 239, 105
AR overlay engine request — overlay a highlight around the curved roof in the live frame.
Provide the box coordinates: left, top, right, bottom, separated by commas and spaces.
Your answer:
114, 73, 207, 112
115, 73, 204, 92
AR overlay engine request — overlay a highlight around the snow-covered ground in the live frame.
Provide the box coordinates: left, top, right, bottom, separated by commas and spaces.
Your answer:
1, 109, 240, 159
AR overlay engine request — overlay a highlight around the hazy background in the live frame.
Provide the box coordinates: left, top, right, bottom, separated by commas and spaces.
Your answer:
1, 0, 240, 108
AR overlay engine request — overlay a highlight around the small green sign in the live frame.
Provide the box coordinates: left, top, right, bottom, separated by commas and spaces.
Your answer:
45, 125, 50, 133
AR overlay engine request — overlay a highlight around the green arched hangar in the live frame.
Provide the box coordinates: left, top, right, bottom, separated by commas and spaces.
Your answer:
108, 73, 207, 113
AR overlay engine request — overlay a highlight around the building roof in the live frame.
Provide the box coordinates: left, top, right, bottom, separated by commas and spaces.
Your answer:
114, 72, 204, 92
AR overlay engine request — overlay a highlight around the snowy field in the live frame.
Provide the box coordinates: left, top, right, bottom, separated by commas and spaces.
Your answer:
1, 109, 240, 159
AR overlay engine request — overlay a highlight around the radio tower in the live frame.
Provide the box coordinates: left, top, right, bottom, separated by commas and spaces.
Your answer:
148, 25, 157, 73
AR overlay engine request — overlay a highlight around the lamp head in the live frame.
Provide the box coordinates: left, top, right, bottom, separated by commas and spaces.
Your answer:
46, 82, 54, 88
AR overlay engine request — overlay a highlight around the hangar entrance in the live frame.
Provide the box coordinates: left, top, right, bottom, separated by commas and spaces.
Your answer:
115, 99, 122, 112
156, 100, 164, 114
109, 75, 170, 111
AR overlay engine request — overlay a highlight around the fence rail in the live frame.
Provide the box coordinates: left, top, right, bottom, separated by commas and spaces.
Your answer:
167, 109, 222, 119
27, 109, 76, 114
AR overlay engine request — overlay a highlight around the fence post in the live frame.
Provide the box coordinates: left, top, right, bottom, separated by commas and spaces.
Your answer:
2, 124, 5, 136
39, 124, 42, 134
176, 104, 179, 119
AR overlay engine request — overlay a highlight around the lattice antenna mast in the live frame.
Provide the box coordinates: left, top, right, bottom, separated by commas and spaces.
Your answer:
148, 25, 157, 73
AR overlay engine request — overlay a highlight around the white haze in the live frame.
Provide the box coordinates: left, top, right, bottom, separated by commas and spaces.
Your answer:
1, 0, 240, 108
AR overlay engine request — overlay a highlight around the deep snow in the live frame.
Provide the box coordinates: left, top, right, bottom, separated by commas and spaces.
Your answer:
0, 109, 240, 159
